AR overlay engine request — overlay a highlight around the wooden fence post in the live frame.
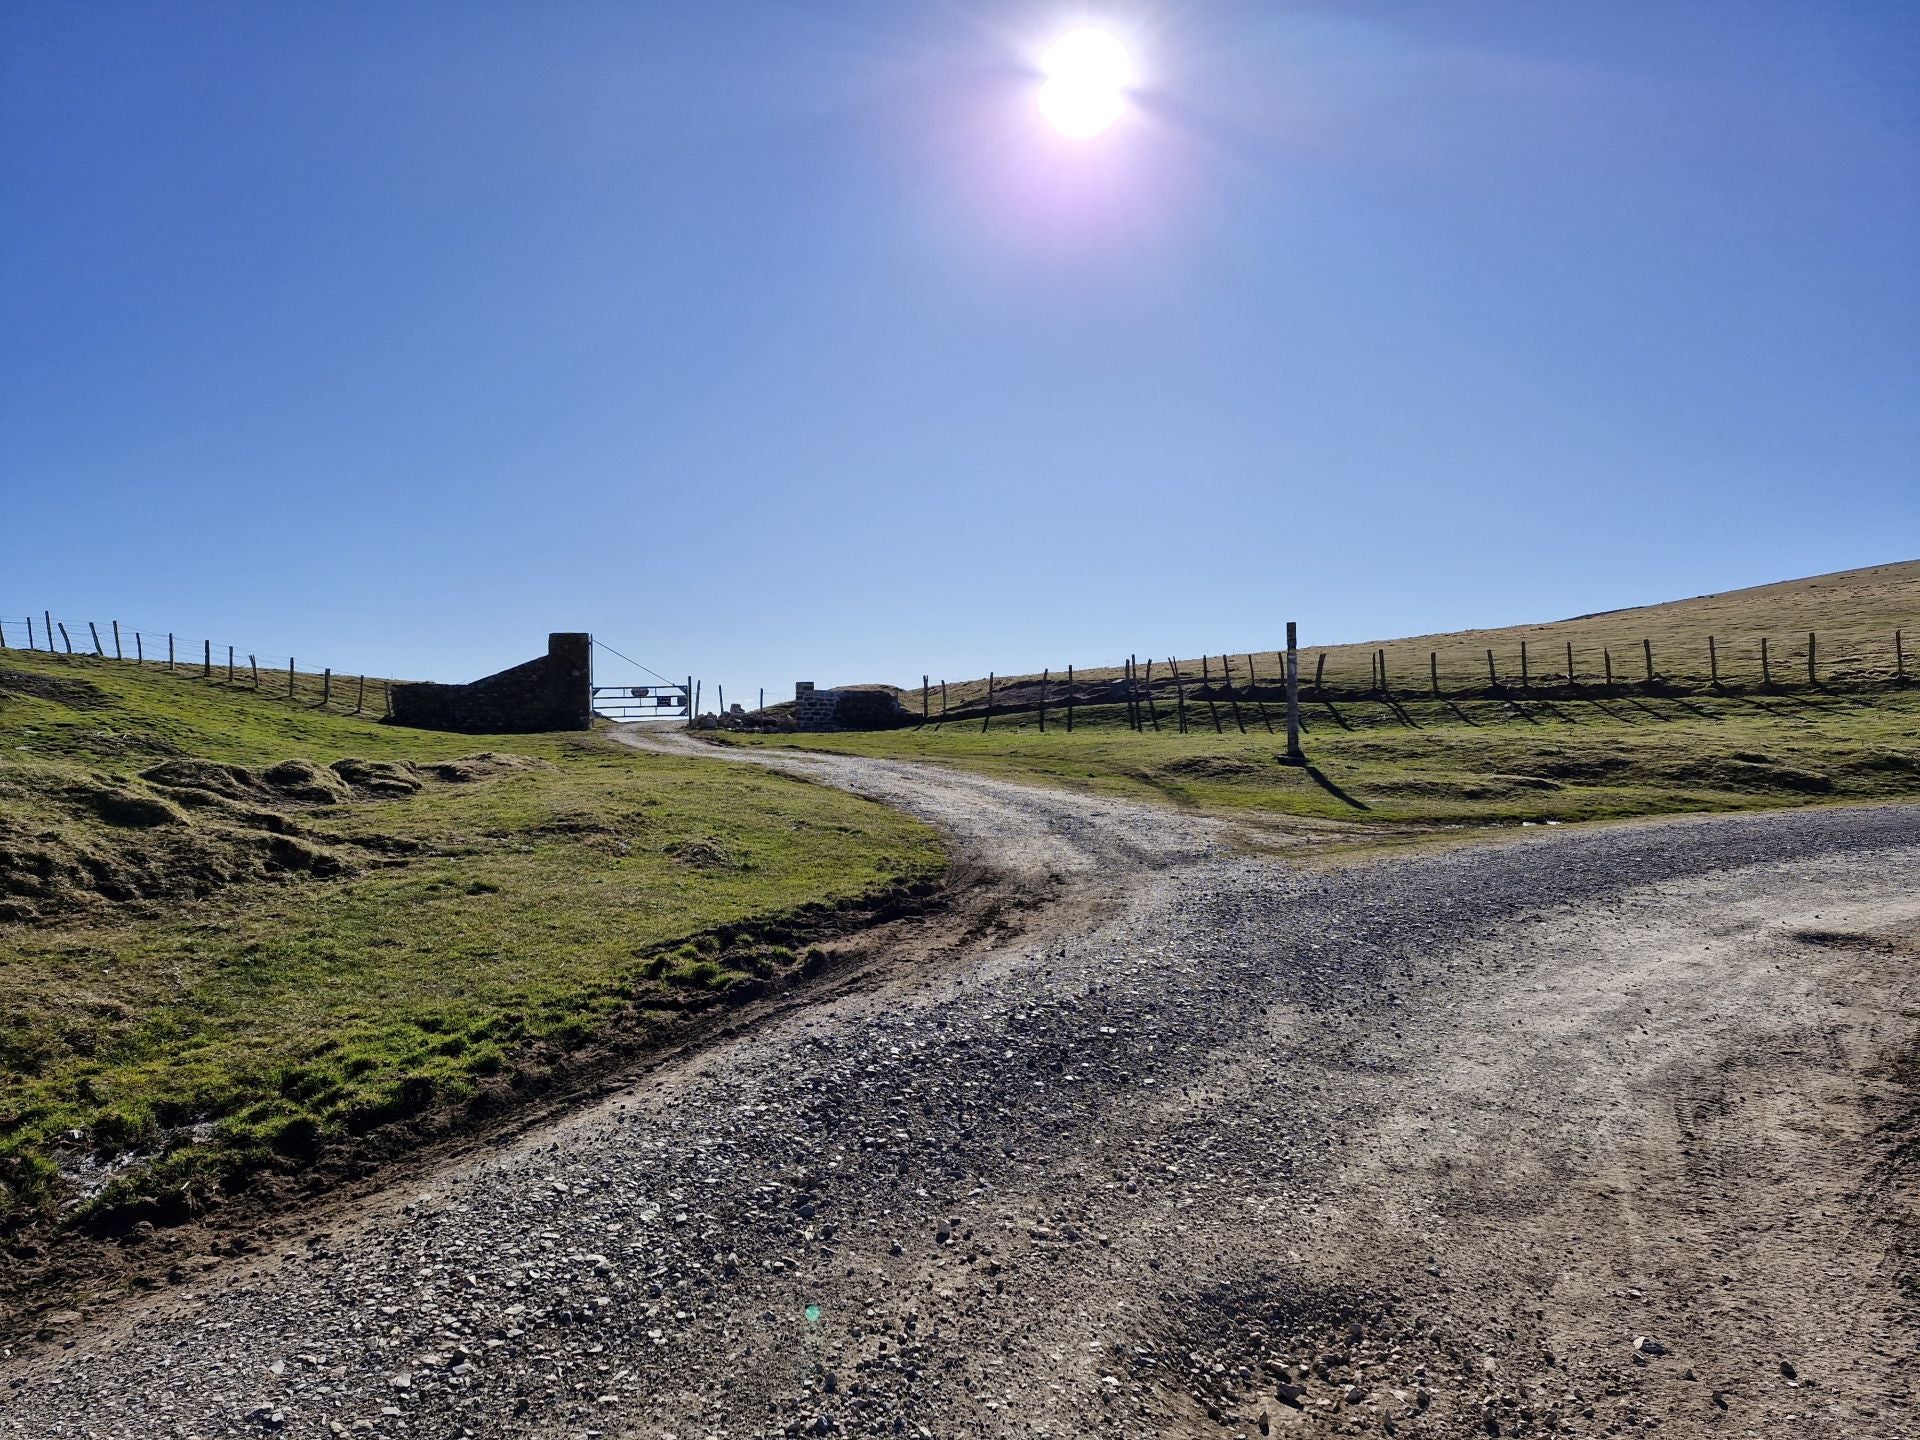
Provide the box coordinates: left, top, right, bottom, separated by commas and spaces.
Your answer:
289, 657, 296, 699
1247, 653, 1274, 733
1430, 651, 1440, 696
1642, 638, 1654, 684
168, 633, 175, 670
355, 674, 366, 713
1221, 654, 1246, 733
385, 680, 393, 717
1314, 652, 1326, 692
24, 616, 34, 650
1708, 635, 1719, 686
1486, 649, 1497, 687
112, 620, 122, 660
1603, 648, 1614, 692
89, 621, 103, 656
1202, 656, 1222, 733
58, 622, 73, 654
227, 646, 235, 683
45, 612, 54, 651
1066, 664, 1075, 732
135, 631, 143, 663
1807, 631, 1817, 686
922, 675, 929, 726
1128, 656, 1140, 732
1519, 641, 1529, 689
1168, 657, 1187, 734
717, 684, 725, 715
323, 669, 332, 707
1039, 669, 1048, 732
1760, 637, 1771, 686
1143, 659, 1161, 731
203, 639, 211, 677
250, 654, 259, 688
1285, 621, 1302, 761
1565, 641, 1574, 686
982, 673, 994, 732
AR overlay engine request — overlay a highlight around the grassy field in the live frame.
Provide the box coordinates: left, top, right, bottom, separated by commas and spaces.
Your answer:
725, 689, 1920, 830
728, 563, 1920, 830
0, 651, 943, 1229
905, 560, 1918, 711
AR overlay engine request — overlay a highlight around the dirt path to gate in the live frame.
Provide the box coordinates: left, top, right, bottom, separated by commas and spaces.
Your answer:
2, 732, 1915, 1439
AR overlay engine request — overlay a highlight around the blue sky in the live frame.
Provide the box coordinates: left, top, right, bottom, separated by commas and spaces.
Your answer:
3, 2, 1915, 702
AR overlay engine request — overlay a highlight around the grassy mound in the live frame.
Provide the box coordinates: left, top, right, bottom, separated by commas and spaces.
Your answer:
0, 650, 942, 1229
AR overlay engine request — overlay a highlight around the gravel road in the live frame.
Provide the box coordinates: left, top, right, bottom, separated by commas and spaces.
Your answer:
3, 736, 1916, 1440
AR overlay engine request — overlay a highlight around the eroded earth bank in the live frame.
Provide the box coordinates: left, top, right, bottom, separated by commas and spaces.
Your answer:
3, 736, 1916, 1439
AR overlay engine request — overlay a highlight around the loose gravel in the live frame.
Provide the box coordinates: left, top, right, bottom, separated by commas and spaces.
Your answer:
2, 738, 1915, 1440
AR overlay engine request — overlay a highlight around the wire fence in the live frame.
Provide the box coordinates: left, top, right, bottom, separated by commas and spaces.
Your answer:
909, 623, 1913, 734
0, 610, 399, 718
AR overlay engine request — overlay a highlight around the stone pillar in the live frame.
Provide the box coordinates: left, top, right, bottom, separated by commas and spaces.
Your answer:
549, 632, 593, 731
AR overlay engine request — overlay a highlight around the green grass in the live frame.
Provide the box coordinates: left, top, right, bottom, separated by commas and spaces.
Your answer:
724, 689, 1920, 830
905, 560, 1919, 710
0, 651, 943, 1226
740, 560, 1919, 836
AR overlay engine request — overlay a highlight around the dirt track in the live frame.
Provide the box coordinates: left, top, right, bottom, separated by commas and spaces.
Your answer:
2, 735, 1916, 1439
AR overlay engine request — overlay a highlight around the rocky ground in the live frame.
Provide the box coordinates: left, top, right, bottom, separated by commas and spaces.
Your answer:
2, 736, 1915, 1440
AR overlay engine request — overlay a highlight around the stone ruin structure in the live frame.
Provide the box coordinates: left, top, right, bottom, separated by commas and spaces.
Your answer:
713, 683, 912, 733
790, 681, 912, 731
389, 633, 592, 733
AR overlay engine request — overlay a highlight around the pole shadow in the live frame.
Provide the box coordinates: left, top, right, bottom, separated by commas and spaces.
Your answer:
1281, 758, 1371, 811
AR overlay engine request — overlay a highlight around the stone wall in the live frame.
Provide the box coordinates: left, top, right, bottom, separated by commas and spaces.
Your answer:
789, 682, 912, 731
389, 633, 593, 733
793, 682, 842, 728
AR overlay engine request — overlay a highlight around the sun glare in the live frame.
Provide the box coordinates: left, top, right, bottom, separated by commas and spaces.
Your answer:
1038, 27, 1132, 138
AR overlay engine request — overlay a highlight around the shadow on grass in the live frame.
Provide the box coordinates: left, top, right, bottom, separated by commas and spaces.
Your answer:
1660, 691, 1723, 721
1498, 694, 1543, 725
1528, 696, 1582, 725
1582, 697, 1637, 725
1287, 760, 1371, 811
1379, 694, 1424, 729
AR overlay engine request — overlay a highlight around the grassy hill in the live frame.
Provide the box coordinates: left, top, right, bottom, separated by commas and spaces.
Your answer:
0, 650, 942, 1232
726, 562, 1920, 829
910, 559, 1918, 711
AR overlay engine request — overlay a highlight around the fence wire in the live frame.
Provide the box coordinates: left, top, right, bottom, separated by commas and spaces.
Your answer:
1, 612, 399, 717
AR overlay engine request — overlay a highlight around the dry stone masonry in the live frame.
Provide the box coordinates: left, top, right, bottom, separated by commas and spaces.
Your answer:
389, 633, 592, 733
789, 681, 913, 731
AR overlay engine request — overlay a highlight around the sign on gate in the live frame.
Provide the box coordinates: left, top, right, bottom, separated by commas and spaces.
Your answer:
591, 683, 690, 721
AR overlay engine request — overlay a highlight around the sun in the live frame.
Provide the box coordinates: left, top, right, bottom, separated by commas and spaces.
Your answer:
1037, 27, 1132, 138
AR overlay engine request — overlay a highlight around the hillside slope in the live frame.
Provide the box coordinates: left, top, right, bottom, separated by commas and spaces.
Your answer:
729, 562, 1920, 829
909, 559, 1917, 709
0, 649, 942, 1234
